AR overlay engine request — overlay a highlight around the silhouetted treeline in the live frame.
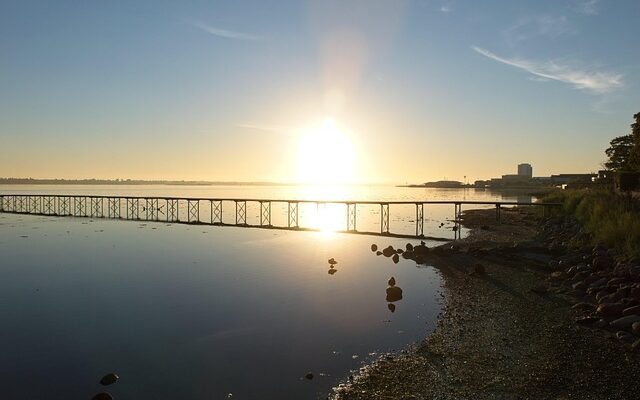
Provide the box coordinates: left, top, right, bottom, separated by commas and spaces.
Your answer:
605, 112, 640, 172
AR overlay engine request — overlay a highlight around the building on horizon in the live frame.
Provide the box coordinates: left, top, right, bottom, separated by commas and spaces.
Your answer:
517, 163, 533, 178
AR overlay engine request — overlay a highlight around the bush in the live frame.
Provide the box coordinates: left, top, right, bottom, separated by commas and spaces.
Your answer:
539, 189, 640, 257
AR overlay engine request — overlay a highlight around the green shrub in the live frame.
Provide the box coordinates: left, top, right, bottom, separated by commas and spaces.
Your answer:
539, 189, 640, 257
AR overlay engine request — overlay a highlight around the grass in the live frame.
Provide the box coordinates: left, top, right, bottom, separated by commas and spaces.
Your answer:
540, 189, 640, 258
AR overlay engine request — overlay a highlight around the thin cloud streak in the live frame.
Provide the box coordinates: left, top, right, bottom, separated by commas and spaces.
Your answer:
190, 22, 263, 41
237, 123, 293, 134
574, 0, 600, 15
472, 46, 622, 93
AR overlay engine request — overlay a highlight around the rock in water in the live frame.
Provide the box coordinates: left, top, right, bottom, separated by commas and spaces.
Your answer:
382, 246, 395, 257
388, 303, 396, 312
386, 286, 403, 302
405, 243, 413, 252
392, 254, 399, 264
371, 244, 378, 252
376, 251, 382, 256
328, 258, 337, 265
388, 277, 396, 287
92, 393, 113, 400
100, 373, 119, 386
305, 373, 314, 380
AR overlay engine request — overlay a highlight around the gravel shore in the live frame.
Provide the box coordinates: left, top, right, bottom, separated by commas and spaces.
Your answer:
330, 207, 640, 399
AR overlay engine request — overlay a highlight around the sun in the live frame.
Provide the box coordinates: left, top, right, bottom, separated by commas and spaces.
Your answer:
297, 118, 355, 184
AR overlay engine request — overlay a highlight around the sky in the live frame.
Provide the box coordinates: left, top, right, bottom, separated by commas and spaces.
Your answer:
1, 0, 639, 184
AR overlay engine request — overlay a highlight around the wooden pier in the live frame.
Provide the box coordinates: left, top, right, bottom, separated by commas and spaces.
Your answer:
0, 194, 560, 240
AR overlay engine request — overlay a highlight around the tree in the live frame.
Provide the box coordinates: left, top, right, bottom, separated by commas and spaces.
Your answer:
630, 112, 640, 171
605, 134, 634, 171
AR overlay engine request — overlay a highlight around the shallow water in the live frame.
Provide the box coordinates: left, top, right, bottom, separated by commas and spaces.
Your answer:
0, 185, 531, 398
0, 213, 443, 399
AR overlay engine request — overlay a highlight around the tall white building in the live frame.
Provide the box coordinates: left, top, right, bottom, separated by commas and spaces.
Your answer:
518, 163, 533, 178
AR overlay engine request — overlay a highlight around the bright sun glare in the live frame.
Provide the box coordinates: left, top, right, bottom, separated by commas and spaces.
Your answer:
297, 118, 355, 185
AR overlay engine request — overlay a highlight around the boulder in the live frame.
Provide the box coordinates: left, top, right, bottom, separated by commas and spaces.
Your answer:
624, 305, 640, 316
99, 373, 119, 386
596, 303, 624, 318
610, 315, 640, 329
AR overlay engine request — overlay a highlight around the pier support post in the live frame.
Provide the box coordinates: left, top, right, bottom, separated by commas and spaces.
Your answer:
260, 201, 271, 226
416, 203, 424, 237
126, 198, 139, 220
380, 203, 390, 234
166, 199, 178, 222
235, 200, 247, 225
496, 204, 501, 223
188, 200, 200, 223
90, 197, 103, 218
288, 202, 299, 228
210, 200, 222, 224
346, 203, 357, 232
108, 198, 120, 218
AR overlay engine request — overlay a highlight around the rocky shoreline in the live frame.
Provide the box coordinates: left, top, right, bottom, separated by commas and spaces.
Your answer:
329, 207, 640, 399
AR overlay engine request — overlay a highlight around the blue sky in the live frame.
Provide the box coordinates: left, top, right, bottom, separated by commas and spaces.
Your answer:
1, 0, 639, 183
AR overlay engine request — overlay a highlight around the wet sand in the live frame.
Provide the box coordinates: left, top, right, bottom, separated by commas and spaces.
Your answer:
331, 207, 640, 399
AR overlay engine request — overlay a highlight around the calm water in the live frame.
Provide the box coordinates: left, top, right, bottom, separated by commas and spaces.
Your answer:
0, 185, 530, 399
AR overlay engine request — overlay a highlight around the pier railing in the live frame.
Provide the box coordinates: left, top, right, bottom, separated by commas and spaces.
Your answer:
0, 194, 560, 240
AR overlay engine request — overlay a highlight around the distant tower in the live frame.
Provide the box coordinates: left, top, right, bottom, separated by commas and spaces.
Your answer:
517, 163, 533, 178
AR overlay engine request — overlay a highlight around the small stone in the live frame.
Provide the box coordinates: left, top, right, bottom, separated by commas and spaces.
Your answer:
305, 373, 313, 380
597, 303, 624, 318
392, 254, 399, 264
616, 331, 635, 342
623, 305, 640, 316
572, 281, 587, 291
371, 244, 378, 252
388, 277, 396, 287
328, 258, 337, 265
99, 373, 119, 386
610, 315, 640, 329
376, 251, 382, 256
405, 243, 413, 252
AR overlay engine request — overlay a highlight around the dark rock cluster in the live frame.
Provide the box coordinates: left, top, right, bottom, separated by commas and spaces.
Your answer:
540, 217, 640, 352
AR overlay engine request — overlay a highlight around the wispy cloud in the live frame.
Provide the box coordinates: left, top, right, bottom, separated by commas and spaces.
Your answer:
574, 0, 600, 15
190, 21, 263, 42
237, 123, 292, 134
472, 46, 623, 93
503, 15, 573, 44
